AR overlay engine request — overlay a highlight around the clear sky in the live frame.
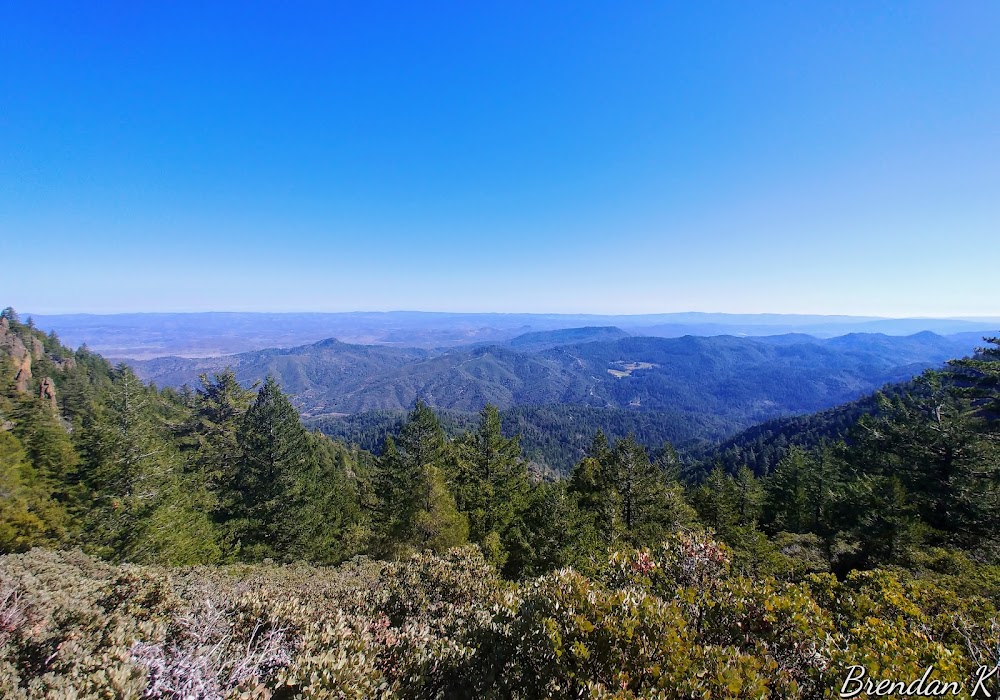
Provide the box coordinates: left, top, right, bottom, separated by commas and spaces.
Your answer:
2, 2, 998, 316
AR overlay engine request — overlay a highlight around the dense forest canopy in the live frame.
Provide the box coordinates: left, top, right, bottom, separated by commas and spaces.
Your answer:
2, 305, 1000, 697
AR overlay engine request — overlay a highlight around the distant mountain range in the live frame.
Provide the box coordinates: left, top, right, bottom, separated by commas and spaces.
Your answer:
125, 329, 990, 439
28, 311, 1000, 358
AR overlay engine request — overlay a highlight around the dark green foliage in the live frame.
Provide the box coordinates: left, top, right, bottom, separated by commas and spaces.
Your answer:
454, 404, 529, 569
570, 433, 697, 553
0, 431, 68, 551
852, 374, 1000, 550
949, 336, 1000, 419
8, 396, 78, 505
227, 376, 315, 560
181, 370, 255, 495
296, 432, 368, 564
371, 402, 468, 556
80, 365, 220, 565
312, 403, 729, 475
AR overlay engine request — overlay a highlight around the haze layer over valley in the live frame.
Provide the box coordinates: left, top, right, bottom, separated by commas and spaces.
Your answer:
30, 311, 1000, 359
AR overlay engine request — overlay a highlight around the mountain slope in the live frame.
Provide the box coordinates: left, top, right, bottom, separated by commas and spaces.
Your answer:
127, 331, 985, 432
506, 326, 631, 352
308, 403, 732, 475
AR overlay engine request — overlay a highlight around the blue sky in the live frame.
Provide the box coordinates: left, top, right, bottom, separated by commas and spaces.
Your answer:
2, 2, 998, 316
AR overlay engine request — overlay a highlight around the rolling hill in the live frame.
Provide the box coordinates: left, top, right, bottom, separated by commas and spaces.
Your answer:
126, 330, 987, 437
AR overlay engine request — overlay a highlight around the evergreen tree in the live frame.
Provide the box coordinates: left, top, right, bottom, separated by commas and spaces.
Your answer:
411, 465, 469, 553
372, 434, 408, 552
0, 430, 68, 551
568, 452, 616, 545
841, 474, 923, 570
82, 365, 219, 564
948, 337, 1000, 421
516, 480, 590, 576
457, 404, 529, 567
289, 433, 366, 563
182, 370, 256, 524
608, 434, 693, 546
571, 432, 694, 549
764, 447, 814, 534
230, 376, 315, 561
586, 429, 612, 464
397, 400, 448, 473
10, 394, 79, 500
732, 465, 764, 525
690, 467, 740, 537
371, 402, 468, 556
852, 374, 999, 549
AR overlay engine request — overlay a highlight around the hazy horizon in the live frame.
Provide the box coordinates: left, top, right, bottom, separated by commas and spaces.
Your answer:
19, 308, 1000, 323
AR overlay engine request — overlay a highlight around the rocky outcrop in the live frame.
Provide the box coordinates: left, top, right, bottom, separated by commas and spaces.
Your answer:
14, 354, 32, 393
2, 320, 69, 402
39, 377, 57, 412
0, 317, 29, 363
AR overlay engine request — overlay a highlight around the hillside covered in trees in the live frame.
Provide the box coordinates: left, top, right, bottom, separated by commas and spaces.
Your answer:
3, 305, 1000, 697
125, 330, 985, 456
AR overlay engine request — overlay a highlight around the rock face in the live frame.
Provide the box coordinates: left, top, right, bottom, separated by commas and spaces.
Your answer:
39, 377, 57, 412
2, 319, 72, 403
14, 354, 32, 393
0, 317, 29, 363
2, 318, 35, 394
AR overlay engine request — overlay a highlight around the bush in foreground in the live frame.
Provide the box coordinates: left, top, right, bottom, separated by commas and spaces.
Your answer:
1, 531, 997, 698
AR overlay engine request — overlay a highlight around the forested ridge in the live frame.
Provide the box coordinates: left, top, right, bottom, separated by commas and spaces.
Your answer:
126, 329, 983, 429
3, 305, 1000, 698
308, 404, 731, 478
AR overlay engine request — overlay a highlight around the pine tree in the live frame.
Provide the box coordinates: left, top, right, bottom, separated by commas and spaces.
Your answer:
0, 430, 68, 551
948, 337, 1000, 421
372, 434, 408, 551
10, 394, 79, 496
764, 447, 813, 534
457, 404, 529, 567
371, 402, 470, 556
397, 400, 448, 472
690, 467, 740, 536
568, 449, 617, 546
82, 365, 219, 564
230, 376, 315, 561
297, 432, 367, 564
570, 432, 694, 549
586, 429, 612, 464
516, 480, 588, 576
733, 465, 764, 525
608, 434, 693, 546
852, 373, 999, 549
183, 370, 256, 523
411, 465, 468, 553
